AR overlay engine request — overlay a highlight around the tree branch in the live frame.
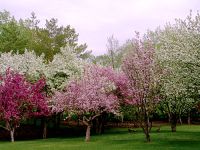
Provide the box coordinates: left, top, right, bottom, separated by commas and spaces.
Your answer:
91, 113, 101, 120
83, 116, 89, 126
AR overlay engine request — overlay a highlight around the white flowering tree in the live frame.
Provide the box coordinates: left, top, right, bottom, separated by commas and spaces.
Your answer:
45, 46, 83, 92
0, 50, 46, 79
151, 11, 200, 131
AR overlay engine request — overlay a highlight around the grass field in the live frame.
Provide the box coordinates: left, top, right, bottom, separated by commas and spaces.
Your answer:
1, 125, 200, 150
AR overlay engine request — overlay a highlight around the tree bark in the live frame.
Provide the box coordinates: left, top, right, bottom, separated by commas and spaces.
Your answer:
145, 132, 150, 142
142, 122, 151, 142
98, 118, 103, 134
170, 113, 177, 132
145, 117, 151, 142
94, 113, 106, 134
167, 113, 171, 123
42, 118, 47, 139
179, 117, 182, 125
83, 114, 100, 142
141, 108, 152, 142
187, 112, 191, 125
10, 128, 15, 142
82, 116, 92, 142
171, 123, 176, 132
85, 125, 91, 142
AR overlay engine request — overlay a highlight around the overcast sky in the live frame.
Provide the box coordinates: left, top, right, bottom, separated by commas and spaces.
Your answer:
0, 0, 199, 55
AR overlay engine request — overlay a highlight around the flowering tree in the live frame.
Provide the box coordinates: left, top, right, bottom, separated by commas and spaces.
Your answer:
45, 46, 83, 92
0, 50, 46, 79
150, 11, 200, 131
0, 70, 49, 142
52, 65, 122, 142
122, 34, 162, 142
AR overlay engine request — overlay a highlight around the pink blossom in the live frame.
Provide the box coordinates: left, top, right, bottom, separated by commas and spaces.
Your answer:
0, 69, 49, 134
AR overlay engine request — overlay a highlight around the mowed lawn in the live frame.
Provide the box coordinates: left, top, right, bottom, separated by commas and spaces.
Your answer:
1, 125, 200, 150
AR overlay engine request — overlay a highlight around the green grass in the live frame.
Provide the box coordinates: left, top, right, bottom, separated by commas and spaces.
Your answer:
1, 125, 200, 150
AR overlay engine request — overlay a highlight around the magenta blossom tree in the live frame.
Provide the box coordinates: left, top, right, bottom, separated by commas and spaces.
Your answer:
52, 65, 125, 142
0, 69, 49, 142
122, 34, 163, 142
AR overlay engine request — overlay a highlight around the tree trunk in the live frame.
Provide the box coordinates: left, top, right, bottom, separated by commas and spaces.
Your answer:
187, 112, 191, 125
85, 125, 91, 142
142, 122, 151, 142
100, 112, 107, 134
10, 128, 15, 142
145, 117, 151, 142
56, 113, 61, 129
43, 118, 47, 139
171, 123, 176, 132
98, 119, 103, 134
167, 113, 171, 123
141, 110, 151, 142
179, 116, 182, 125
94, 113, 106, 134
83, 115, 100, 142
54, 113, 61, 130
145, 132, 150, 142
170, 113, 177, 132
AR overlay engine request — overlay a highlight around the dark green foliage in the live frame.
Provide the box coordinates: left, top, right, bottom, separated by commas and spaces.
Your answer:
0, 10, 90, 61
0, 11, 30, 53
121, 105, 138, 122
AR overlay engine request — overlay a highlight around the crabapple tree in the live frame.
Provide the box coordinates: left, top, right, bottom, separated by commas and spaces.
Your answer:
149, 11, 200, 131
0, 70, 49, 142
52, 65, 124, 142
122, 34, 163, 142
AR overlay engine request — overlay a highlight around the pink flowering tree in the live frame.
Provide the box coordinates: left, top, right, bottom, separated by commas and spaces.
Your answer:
0, 69, 49, 142
52, 65, 123, 142
122, 34, 163, 142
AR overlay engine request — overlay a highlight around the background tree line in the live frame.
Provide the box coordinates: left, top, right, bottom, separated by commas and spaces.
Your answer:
0, 10, 91, 61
